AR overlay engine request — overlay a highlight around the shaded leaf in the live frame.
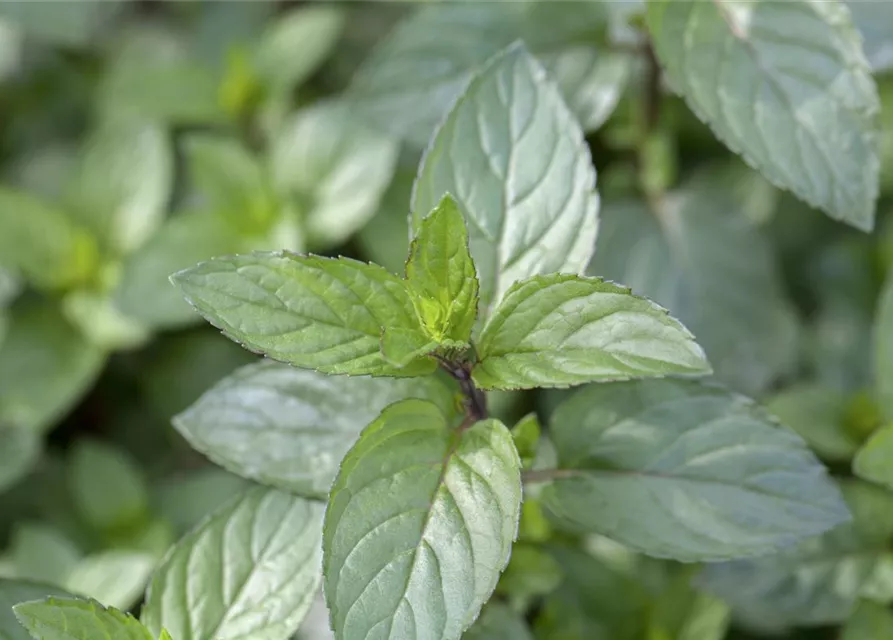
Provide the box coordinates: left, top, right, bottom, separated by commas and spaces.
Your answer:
876, 270, 893, 420
0, 425, 39, 495
647, 0, 880, 230
173, 361, 456, 498
413, 44, 599, 325
65, 551, 155, 612
766, 383, 859, 462
463, 603, 533, 640
9, 524, 81, 586
323, 399, 522, 640
854, 424, 893, 490
541, 379, 849, 561
0, 580, 71, 640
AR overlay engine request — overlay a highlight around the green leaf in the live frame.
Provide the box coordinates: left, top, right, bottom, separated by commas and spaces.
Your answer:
68, 439, 149, 534
14, 598, 152, 640
406, 195, 478, 345
495, 543, 562, 605
115, 211, 245, 330
854, 424, 893, 489
185, 135, 279, 235
875, 271, 893, 420
0, 301, 104, 432
154, 469, 250, 534
158, 631, 173, 640
463, 603, 533, 640
0, 2, 117, 48
269, 101, 398, 249
173, 361, 457, 498
9, 524, 81, 586
842, 600, 893, 640
589, 188, 797, 397
142, 486, 323, 640
540, 379, 849, 561
323, 399, 522, 640
510, 413, 541, 469
472, 274, 710, 390
647, 570, 730, 640
646, 0, 880, 231
350, 2, 612, 144
699, 480, 893, 627
0, 187, 99, 291
412, 43, 599, 326
65, 117, 173, 255
766, 383, 859, 462
0, 424, 39, 494
65, 551, 155, 612
846, 0, 893, 73
0, 580, 71, 640
171, 252, 436, 377
61, 290, 148, 351
253, 5, 345, 92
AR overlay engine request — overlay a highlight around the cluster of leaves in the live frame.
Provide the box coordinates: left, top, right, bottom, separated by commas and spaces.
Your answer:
2, 2, 893, 640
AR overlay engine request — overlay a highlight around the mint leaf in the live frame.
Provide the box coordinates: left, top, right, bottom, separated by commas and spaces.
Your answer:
173, 361, 457, 498
0, 301, 104, 432
854, 424, 893, 490
68, 439, 149, 535
14, 598, 152, 640
115, 211, 245, 330
171, 252, 435, 377
842, 600, 893, 640
846, 1, 893, 73
875, 271, 893, 420
65, 551, 155, 612
766, 383, 859, 462
0, 187, 99, 291
590, 187, 797, 397
184, 135, 278, 235
142, 487, 323, 640
646, 0, 880, 231
0, 580, 71, 640
510, 413, 541, 469
154, 469, 249, 534
9, 524, 81, 587
699, 480, 893, 627
65, 117, 173, 255
473, 274, 709, 390
540, 379, 849, 561
269, 102, 398, 248
464, 603, 533, 640
0, 424, 39, 494
412, 43, 599, 325
406, 195, 478, 345
253, 5, 345, 93
60, 290, 148, 351
350, 3, 612, 145
323, 399, 522, 640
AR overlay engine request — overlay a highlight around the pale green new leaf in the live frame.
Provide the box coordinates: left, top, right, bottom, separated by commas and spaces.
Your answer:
115, 211, 245, 330
68, 439, 149, 534
590, 186, 797, 397
766, 384, 859, 461
0, 187, 99, 291
541, 379, 849, 561
65, 117, 173, 255
0, 301, 104, 432
406, 195, 478, 344
350, 2, 614, 144
413, 43, 599, 325
269, 102, 398, 248
173, 361, 457, 498
185, 135, 278, 235
253, 5, 345, 92
473, 274, 709, 390
841, 600, 893, 640
65, 551, 155, 612
854, 425, 893, 490
699, 480, 893, 627
646, 0, 880, 230
171, 252, 435, 377
0, 580, 71, 640
142, 487, 323, 640
14, 598, 152, 640
323, 399, 522, 640
875, 271, 893, 420
0, 424, 40, 494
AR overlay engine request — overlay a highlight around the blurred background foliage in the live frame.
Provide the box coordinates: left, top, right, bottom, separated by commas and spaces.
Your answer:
0, 1, 891, 639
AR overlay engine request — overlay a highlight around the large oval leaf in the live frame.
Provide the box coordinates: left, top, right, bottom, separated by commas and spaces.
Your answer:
412, 43, 599, 326
540, 379, 849, 561
141, 486, 323, 640
174, 361, 457, 498
323, 399, 522, 640
646, 0, 880, 231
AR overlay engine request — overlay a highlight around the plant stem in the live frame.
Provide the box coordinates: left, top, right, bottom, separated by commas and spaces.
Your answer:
439, 358, 488, 424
